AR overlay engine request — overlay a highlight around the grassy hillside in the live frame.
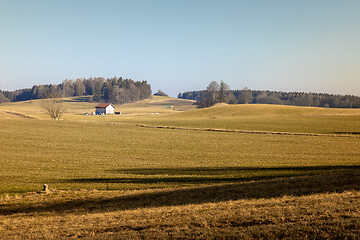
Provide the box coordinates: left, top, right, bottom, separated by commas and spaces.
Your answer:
0, 96, 359, 238
1, 96, 359, 134
0, 95, 195, 119
121, 103, 360, 135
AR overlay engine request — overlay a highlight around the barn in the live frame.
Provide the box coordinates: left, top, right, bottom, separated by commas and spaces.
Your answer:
94, 103, 115, 115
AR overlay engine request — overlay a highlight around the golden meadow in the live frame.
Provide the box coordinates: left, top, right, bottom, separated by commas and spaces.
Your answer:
0, 96, 359, 194
0, 96, 359, 239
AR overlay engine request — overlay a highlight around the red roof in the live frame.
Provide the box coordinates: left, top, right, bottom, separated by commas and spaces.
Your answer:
95, 103, 114, 108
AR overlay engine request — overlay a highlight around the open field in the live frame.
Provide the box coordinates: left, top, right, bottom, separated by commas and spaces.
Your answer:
0, 96, 196, 119
1, 180, 359, 239
2, 96, 360, 135
116, 103, 360, 135
0, 96, 359, 238
0, 116, 359, 194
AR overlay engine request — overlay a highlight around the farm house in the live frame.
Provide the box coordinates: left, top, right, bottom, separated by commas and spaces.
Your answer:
94, 103, 115, 115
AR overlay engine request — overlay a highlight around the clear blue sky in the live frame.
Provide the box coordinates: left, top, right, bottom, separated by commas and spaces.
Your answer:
0, 0, 359, 97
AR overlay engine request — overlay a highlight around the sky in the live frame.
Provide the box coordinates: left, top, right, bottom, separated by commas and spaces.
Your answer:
0, 0, 359, 97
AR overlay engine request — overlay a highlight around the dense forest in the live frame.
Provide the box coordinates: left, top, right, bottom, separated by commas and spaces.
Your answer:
178, 81, 360, 108
0, 77, 152, 104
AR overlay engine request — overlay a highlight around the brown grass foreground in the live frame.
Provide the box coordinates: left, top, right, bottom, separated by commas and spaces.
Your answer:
0, 171, 359, 239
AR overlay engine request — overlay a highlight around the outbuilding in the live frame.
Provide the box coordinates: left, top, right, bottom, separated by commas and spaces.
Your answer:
94, 103, 115, 115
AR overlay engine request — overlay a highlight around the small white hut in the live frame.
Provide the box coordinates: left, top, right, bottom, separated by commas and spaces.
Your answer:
94, 103, 115, 115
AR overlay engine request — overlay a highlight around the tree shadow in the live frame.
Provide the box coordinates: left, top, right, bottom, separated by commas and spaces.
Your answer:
331, 132, 360, 135
1, 168, 359, 216
107, 165, 360, 176
63, 96, 91, 103
147, 99, 194, 106
66, 175, 297, 184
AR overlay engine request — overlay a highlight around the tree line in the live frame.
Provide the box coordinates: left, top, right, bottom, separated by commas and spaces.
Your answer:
0, 77, 152, 104
178, 81, 360, 108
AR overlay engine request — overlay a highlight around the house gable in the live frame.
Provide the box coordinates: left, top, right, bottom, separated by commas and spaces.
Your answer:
94, 103, 115, 115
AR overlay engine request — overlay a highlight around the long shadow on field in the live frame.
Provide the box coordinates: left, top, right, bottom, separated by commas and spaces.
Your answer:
68, 176, 293, 184
67, 166, 360, 184
1, 168, 359, 216
146, 99, 194, 106
107, 165, 360, 176
63, 96, 91, 102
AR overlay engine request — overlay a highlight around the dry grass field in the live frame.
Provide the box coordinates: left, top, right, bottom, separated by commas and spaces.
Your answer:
0, 96, 359, 239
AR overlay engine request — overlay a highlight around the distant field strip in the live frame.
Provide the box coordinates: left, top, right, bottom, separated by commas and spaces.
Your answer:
136, 124, 360, 138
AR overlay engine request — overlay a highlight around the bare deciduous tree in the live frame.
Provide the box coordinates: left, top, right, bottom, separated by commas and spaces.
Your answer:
154, 89, 168, 96
0, 91, 10, 103
41, 98, 65, 119
219, 80, 230, 103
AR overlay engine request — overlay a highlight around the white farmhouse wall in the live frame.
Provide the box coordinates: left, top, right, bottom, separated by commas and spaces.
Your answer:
106, 105, 115, 114
95, 103, 115, 115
